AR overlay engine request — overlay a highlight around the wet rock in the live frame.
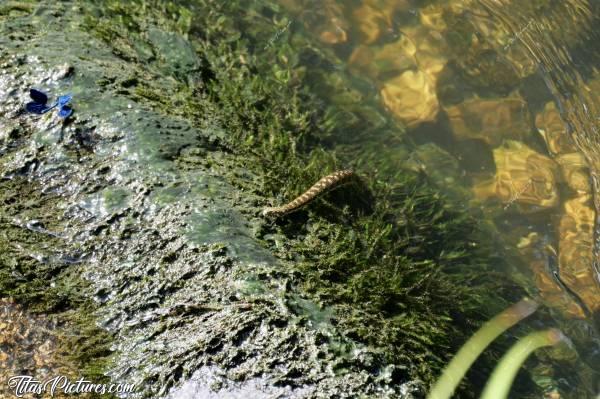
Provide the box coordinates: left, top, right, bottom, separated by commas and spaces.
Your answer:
473, 140, 559, 211
381, 70, 439, 128
445, 94, 531, 146
352, 3, 391, 44
420, 4, 447, 31
517, 233, 587, 319
304, 1, 349, 45
348, 36, 417, 82
535, 101, 577, 156
557, 195, 599, 317
556, 152, 592, 194
0, 3, 426, 398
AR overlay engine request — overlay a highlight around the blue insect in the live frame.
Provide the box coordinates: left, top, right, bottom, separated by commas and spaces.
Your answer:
25, 89, 73, 118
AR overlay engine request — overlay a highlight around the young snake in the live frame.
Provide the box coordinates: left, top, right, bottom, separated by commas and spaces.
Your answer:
262, 170, 356, 218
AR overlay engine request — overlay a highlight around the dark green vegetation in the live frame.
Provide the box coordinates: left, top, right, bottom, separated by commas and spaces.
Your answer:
0, 0, 528, 396
0, 177, 113, 392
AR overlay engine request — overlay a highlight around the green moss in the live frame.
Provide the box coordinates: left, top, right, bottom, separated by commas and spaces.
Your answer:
60, 306, 115, 383
0, 180, 73, 311
0, 178, 115, 398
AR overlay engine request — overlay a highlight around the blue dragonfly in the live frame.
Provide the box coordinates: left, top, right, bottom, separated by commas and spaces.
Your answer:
25, 89, 73, 118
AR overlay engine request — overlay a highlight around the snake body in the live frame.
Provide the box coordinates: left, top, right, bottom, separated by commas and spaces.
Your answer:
262, 170, 355, 218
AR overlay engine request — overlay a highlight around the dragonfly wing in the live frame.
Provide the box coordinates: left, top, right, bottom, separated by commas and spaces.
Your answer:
26, 102, 48, 114
29, 89, 48, 104
57, 105, 73, 118
57, 94, 72, 107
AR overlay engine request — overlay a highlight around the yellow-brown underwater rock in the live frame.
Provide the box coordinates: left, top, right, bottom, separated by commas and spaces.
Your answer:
420, 4, 447, 31
352, 3, 391, 44
352, 0, 409, 44
381, 70, 439, 128
445, 95, 531, 146
349, 26, 448, 83
516, 196, 598, 319
349, 35, 417, 81
556, 152, 592, 194
415, 30, 448, 79
518, 234, 588, 319
401, 25, 449, 80
535, 101, 577, 156
473, 140, 559, 211
557, 195, 599, 316
311, 2, 349, 44
536, 101, 593, 193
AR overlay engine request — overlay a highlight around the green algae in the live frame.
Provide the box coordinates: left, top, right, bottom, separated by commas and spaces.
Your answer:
0, 178, 77, 311
0, 178, 115, 398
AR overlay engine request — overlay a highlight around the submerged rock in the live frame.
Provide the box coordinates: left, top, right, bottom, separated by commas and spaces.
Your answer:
420, 4, 447, 32
352, 0, 407, 44
534, 101, 599, 320
535, 102, 577, 156
349, 37, 418, 82
556, 152, 592, 194
558, 195, 599, 317
403, 25, 449, 80
445, 95, 531, 146
309, 1, 349, 44
473, 140, 559, 211
381, 70, 439, 128
517, 233, 587, 319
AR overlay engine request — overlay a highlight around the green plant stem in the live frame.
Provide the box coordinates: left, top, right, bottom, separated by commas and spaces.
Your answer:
427, 297, 539, 399
480, 328, 564, 399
